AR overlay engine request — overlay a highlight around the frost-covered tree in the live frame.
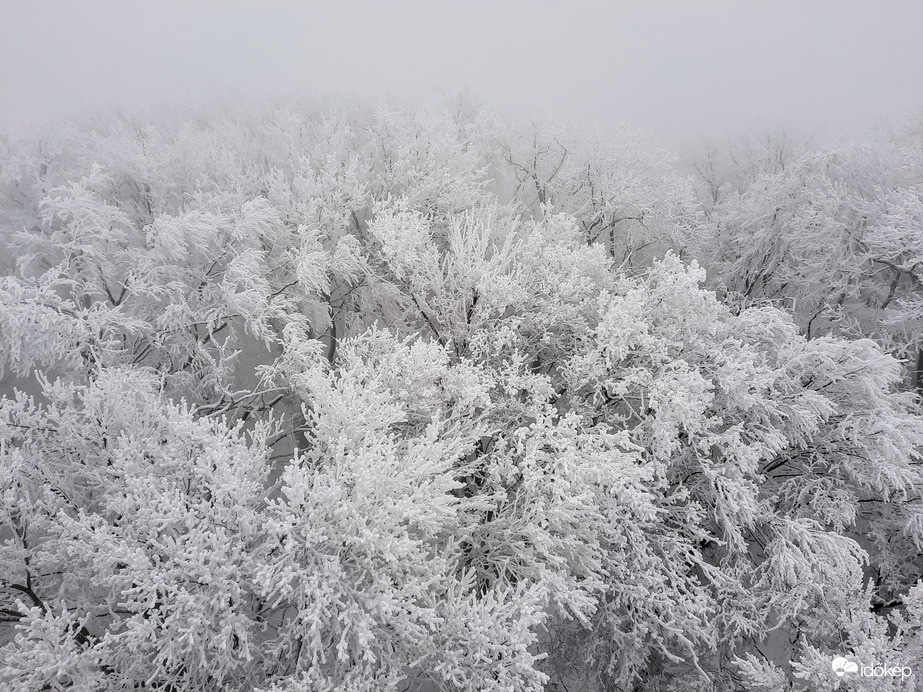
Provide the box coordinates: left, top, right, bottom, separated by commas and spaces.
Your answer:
687, 117, 923, 391
485, 117, 702, 268
2, 99, 923, 691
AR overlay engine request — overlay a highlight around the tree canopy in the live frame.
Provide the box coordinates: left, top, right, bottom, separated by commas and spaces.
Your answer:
2, 99, 922, 691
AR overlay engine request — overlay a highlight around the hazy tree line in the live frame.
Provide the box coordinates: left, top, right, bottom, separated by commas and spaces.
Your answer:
1, 97, 922, 691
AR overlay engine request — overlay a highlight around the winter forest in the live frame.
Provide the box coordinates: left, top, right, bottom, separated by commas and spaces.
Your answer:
0, 96, 922, 691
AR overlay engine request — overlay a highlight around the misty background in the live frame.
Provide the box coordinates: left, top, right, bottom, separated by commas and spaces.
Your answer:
2, 0, 921, 147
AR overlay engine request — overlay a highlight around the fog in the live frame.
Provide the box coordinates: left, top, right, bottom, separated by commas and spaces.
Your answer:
2, 0, 922, 146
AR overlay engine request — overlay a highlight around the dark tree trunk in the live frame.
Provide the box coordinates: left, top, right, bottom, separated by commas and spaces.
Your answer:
915, 346, 923, 394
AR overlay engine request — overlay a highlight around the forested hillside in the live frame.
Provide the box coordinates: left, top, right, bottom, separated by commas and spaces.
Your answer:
2, 99, 922, 691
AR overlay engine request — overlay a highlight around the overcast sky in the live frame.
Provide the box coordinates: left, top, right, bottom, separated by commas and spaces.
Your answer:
1, 0, 921, 146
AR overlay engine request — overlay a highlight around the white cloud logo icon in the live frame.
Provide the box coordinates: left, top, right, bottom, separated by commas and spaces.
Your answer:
832, 657, 859, 677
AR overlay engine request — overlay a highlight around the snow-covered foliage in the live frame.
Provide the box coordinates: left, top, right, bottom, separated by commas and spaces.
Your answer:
2, 99, 922, 691
687, 117, 923, 389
